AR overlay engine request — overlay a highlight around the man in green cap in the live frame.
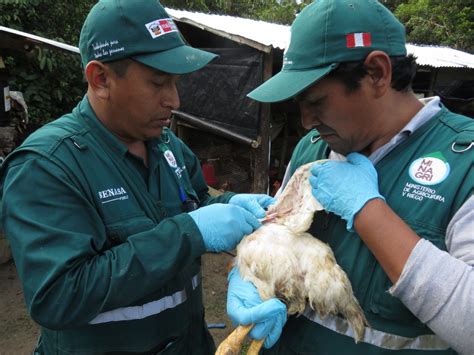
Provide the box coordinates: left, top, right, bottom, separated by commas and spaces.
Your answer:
227, 0, 473, 354
0, 0, 285, 353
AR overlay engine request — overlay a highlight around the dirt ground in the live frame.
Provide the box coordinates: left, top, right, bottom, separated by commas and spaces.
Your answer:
0, 253, 237, 355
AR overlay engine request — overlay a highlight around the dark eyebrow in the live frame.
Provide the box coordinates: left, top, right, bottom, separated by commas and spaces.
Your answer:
294, 92, 307, 103
152, 68, 170, 77
149, 71, 181, 86
295, 92, 326, 105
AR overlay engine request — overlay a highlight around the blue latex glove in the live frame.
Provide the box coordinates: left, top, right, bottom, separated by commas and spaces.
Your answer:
189, 204, 260, 252
309, 152, 385, 231
229, 194, 275, 219
227, 267, 287, 349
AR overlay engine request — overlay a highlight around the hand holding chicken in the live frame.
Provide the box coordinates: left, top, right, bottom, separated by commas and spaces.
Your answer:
216, 162, 368, 355
310, 153, 385, 231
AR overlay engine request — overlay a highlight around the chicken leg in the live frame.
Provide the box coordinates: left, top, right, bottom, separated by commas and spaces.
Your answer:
215, 324, 264, 355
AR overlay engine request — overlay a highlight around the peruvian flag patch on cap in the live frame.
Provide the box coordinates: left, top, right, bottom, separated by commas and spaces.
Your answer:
346, 33, 372, 48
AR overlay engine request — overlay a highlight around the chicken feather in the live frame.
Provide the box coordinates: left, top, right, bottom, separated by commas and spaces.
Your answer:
216, 162, 368, 355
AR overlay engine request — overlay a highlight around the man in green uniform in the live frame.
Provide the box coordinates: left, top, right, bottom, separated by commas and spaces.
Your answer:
0, 0, 286, 354
227, 0, 473, 354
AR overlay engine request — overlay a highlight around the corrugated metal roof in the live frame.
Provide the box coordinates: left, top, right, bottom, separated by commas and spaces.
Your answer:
0, 26, 79, 54
166, 8, 290, 52
406, 44, 474, 68
168, 8, 474, 69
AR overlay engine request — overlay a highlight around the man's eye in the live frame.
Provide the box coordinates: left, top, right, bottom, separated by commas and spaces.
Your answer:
306, 98, 326, 110
301, 99, 319, 108
152, 81, 165, 87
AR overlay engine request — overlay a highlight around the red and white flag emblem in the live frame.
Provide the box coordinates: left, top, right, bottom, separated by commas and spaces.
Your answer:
159, 19, 176, 33
346, 33, 372, 48
146, 18, 178, 39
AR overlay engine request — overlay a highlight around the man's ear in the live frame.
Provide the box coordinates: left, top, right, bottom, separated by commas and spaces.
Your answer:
364, 51, 392, 98
84, 61, 111, 100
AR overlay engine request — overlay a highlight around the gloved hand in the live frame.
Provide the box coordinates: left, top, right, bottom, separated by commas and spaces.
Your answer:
189, 204, 260, 252
310, 153, 385, 231
227, 267, 287, 349
229, 194, 275, 219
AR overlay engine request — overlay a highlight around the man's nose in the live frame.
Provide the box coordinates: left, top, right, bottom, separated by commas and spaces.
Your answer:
300, 107, 321, 130
162, 84, 180, 110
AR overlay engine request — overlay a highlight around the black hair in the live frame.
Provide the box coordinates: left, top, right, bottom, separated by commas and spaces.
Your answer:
328, 54, 418, 93
105, 58, 133, 77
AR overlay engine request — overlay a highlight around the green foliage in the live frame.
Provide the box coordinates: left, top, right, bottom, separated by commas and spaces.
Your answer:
255, 0, 312, 25
161, 0, 312, 24
395, 0, 473, 52
0, 0, 96, 125
380, 0, 406, 12
160, 0, 211, 13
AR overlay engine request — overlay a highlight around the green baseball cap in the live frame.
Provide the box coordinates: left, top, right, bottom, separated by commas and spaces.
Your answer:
248, 0, 407, 103
79, 0, 217, 74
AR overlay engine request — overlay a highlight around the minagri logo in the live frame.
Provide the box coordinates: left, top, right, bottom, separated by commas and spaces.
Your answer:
98, 187, 129, 204
408, 152, 450, 186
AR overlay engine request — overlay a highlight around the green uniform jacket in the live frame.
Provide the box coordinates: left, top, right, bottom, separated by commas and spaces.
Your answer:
0, 96, 234, 354
265, 106, 473, 354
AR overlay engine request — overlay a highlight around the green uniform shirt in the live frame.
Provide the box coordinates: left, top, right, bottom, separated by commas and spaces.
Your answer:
1, 96, 233, 354
264, 106, 473, 354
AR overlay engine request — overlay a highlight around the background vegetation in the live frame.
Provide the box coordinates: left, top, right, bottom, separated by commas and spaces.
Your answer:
0, 0, 94, 126
0, 0, 472, 126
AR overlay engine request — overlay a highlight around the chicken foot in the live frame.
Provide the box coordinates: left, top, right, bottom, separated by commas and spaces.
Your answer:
215, 324, 265, 355
247, 338, 265, 354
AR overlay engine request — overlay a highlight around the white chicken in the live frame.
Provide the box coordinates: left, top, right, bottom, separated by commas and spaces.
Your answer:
216, 162, 368, 355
